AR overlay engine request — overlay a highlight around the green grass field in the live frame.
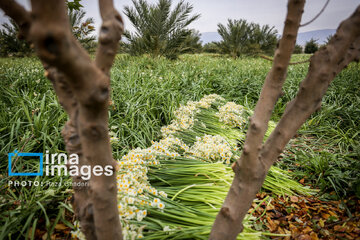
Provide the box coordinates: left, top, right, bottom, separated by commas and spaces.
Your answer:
0, 54, 359, 239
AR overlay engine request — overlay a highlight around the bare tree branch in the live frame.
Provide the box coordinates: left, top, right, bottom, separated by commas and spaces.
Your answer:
210, 0, 306, 238
45, 67, 97, 239
95, 0, 124, 75
0, 0, 31, 40
260, 55, 310, 65
210, 3, 360, 240
300, 0, 330, 27
45, 67, 77, 116
0, 2, 97, 237
1, 0, 124, 238
29, 1, 123, 239
29, 0, 108, 106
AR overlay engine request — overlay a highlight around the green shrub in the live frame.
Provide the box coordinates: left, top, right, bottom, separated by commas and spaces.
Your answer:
304, 38, 318, 54
202, 42, 220, 53
0, 19, 33, 57
293, 44, 303, 54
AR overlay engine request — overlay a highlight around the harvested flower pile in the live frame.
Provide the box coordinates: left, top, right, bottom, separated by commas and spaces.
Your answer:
72, 94, 316, 239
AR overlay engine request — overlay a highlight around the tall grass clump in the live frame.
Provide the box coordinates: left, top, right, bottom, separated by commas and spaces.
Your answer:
0, 57, 71, 239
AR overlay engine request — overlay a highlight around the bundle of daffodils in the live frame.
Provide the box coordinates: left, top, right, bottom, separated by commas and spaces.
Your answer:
72, 94, 315, 239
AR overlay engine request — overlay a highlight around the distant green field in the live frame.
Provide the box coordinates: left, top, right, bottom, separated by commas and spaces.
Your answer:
0, 54, 359, 239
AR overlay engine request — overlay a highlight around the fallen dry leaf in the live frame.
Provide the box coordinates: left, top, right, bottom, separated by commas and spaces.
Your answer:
290, 196, 299, 203
54, 223, 68, 230
250, 193, 360, 240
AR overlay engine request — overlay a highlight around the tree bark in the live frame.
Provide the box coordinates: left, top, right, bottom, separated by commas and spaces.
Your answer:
210, 0, 306, 238
210, 2, 360, 240
0, 0, 124, 239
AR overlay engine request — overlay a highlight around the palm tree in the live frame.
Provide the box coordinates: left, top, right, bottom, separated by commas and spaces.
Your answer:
123, 0, 200, 59
216, 19, 250, 58
324, 34, 333, 45
216, 19, 278, 58
0, 19, 32, 57
304, 38, 318, 54
68, 9, 96, 51
203, 42, 220, 54
293, 44, 303, 54
250, 24, 278, 55
180, 29, 202, 54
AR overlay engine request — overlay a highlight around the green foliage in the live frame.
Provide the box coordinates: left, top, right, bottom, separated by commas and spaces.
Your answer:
216, 19, 278, 58
0, 19, 33, 57
250, 23, 278, 55
275, 60, 360, 199
202, 42, 220, 53
0, 58, 70, 239
293, 44, 303, 54
181, 29, 202, 54
325, 34, 334, 45
295, 151, 360, 198
68, 9, 96, 52
0, 1, 94, 57
304, 38, 318, 54
319, 34, 334, 48
123, 0, 200, 59
66, 0, 83, 11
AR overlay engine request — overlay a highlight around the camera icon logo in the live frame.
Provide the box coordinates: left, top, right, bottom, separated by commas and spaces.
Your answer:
8, 150, 43, 176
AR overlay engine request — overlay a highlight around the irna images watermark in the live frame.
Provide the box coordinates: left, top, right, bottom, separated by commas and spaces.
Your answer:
8, 150, 114, 182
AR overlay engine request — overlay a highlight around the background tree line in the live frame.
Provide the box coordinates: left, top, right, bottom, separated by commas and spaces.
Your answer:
0, 0, 323, 59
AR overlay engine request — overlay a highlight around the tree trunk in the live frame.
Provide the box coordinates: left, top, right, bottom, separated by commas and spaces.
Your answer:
209, 1, 360, 239
0, 0, 124, 239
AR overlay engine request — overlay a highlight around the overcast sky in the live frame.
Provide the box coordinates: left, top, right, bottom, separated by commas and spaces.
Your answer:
1, 0, 359, 35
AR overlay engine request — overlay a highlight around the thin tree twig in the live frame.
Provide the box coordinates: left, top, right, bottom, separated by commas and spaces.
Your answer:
260, 55, 310, 65
300, 0, 330, 27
